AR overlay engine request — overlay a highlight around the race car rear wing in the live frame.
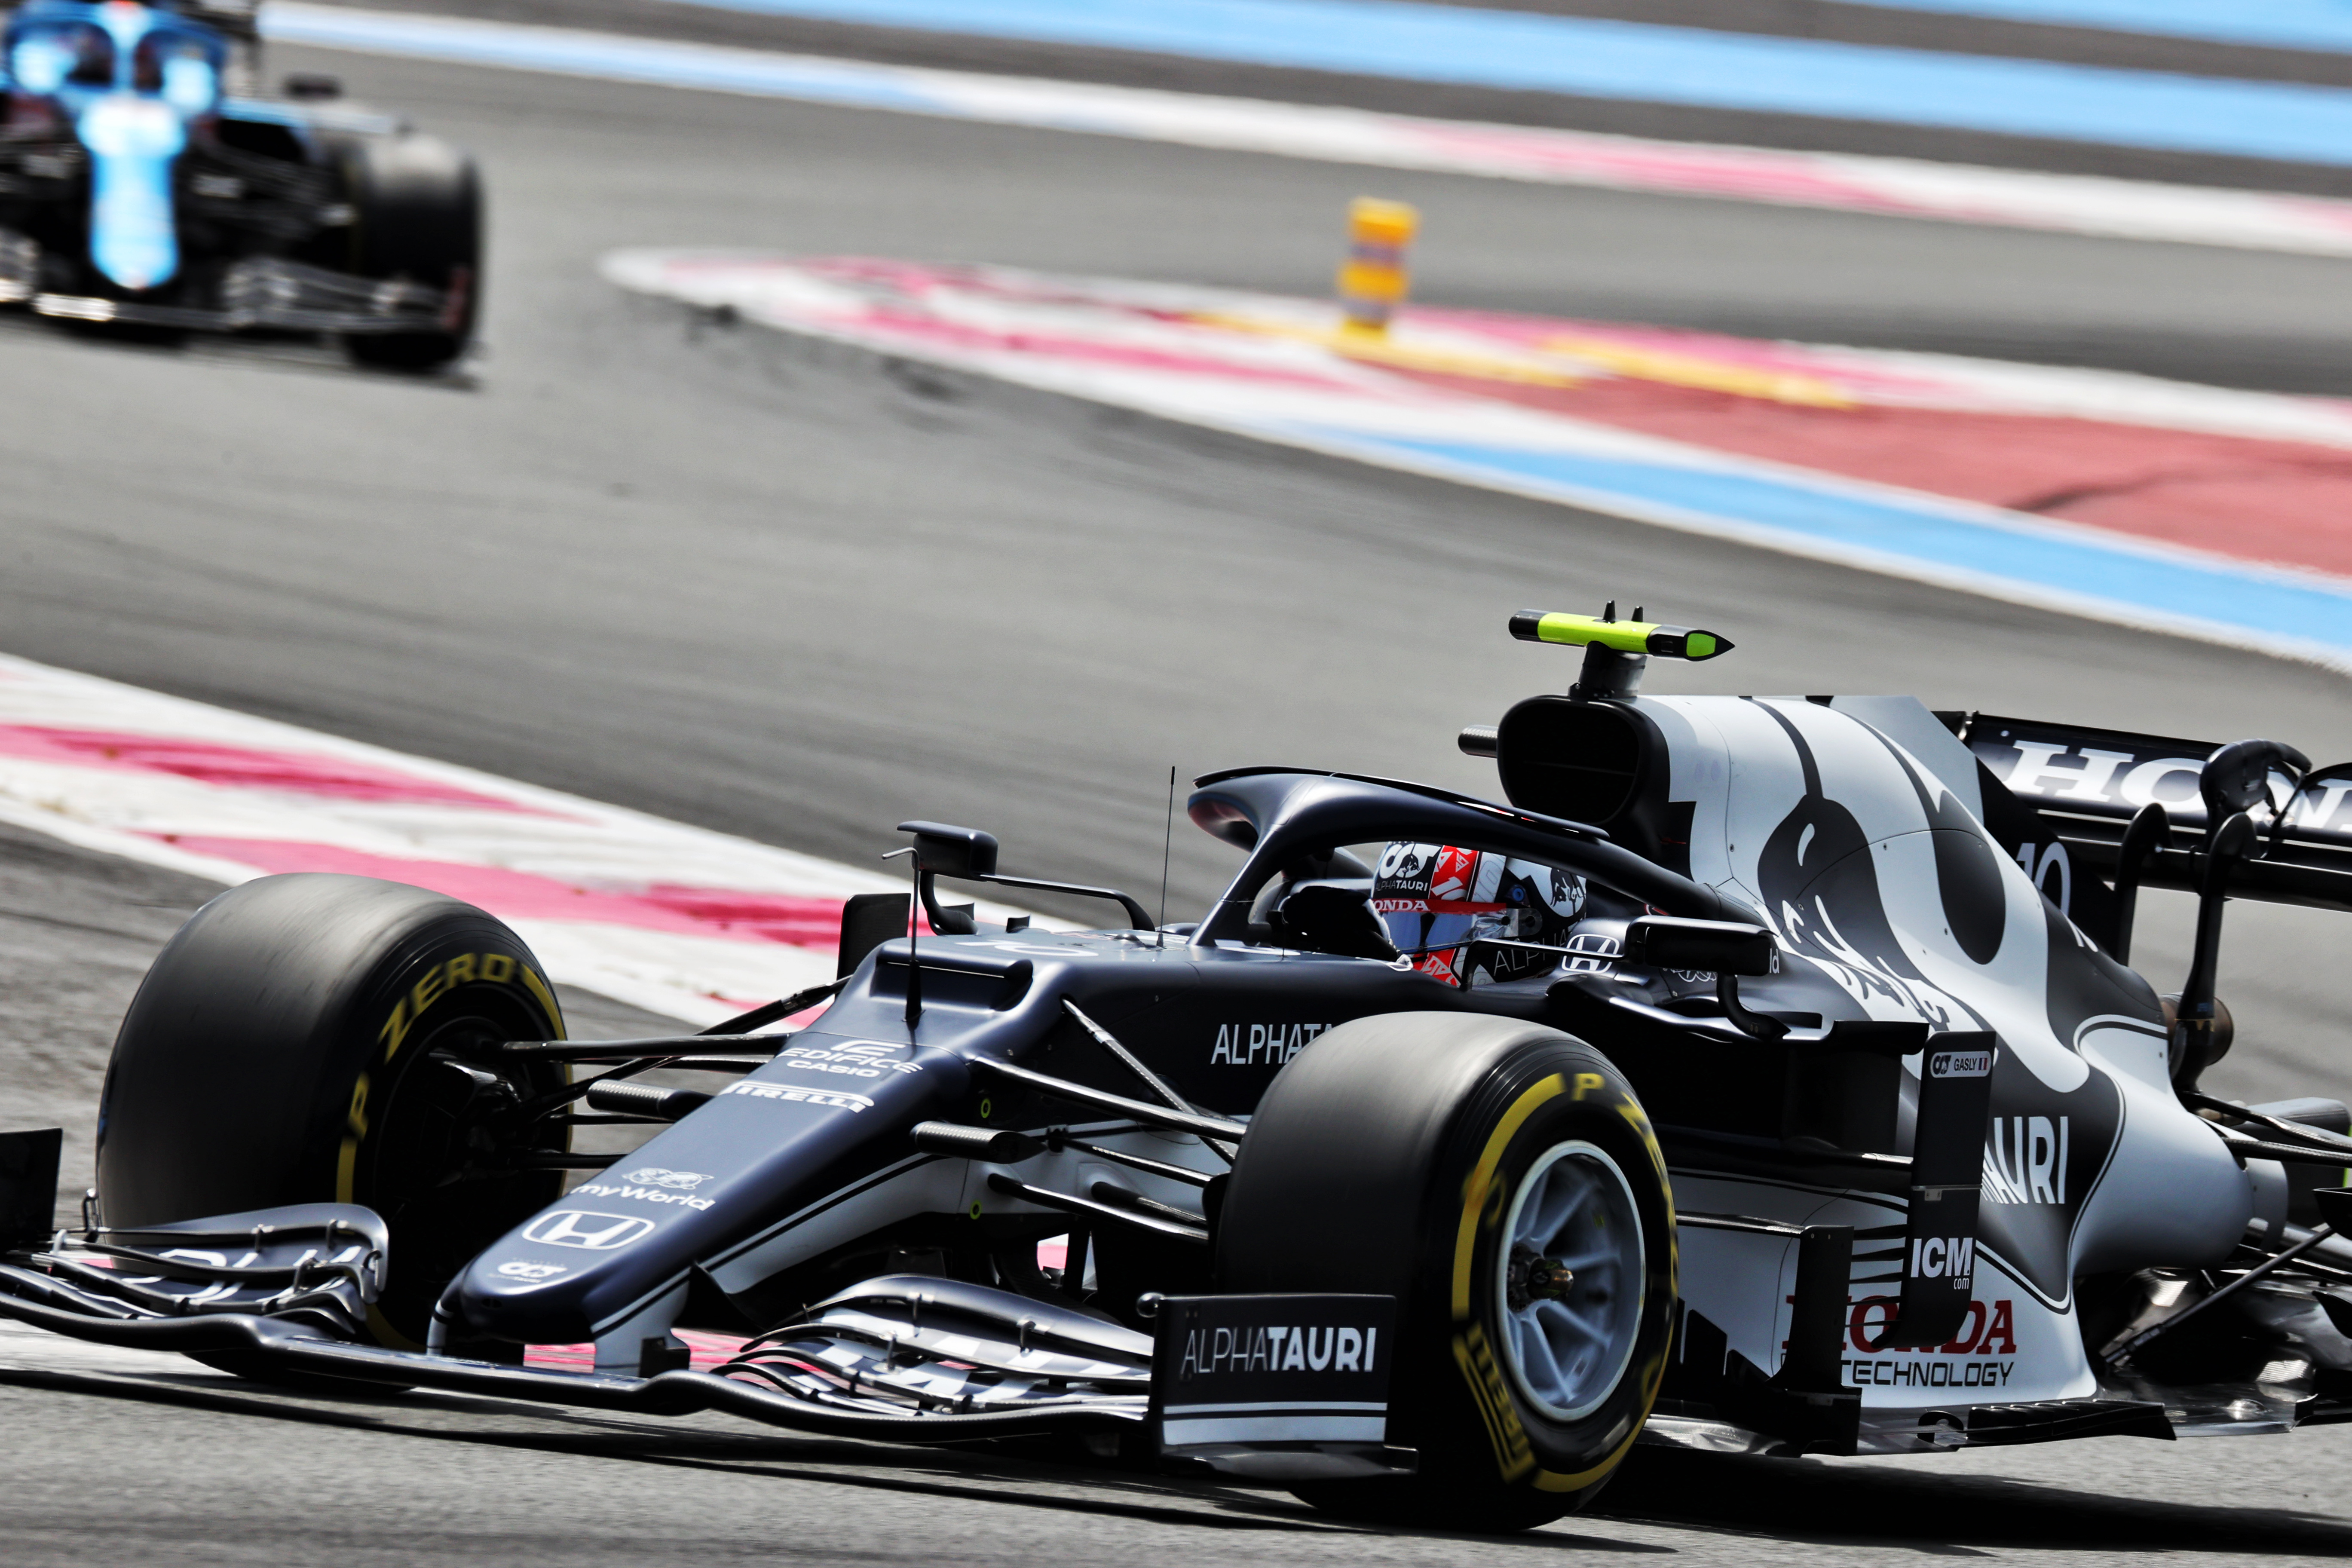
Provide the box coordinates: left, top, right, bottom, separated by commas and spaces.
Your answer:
1948, 713, 2352, 919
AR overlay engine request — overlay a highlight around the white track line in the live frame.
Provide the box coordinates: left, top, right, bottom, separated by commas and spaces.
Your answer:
263, 1, 2352, 257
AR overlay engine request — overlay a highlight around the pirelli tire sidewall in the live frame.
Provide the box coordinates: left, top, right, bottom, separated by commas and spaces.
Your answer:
1437, 1038, 1677, 1502
1215, 1012, 1676, 1528
95, 873, 568, 1342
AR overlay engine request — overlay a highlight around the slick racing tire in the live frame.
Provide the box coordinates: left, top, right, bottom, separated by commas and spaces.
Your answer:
331, 131, 481, 371
1217, 1013, 1675, 1532
95, 873, 570, 1348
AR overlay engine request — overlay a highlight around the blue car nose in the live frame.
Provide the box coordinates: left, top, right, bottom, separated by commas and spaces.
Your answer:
77, 91, 186, 290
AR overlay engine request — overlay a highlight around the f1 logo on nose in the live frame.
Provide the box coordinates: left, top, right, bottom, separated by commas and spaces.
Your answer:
522, 1210, 656, 1250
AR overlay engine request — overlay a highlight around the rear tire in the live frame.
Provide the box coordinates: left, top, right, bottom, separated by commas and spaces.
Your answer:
330, 132, 481, 371
1216, 1012, 1676, 1532
96, 873, 569, 1347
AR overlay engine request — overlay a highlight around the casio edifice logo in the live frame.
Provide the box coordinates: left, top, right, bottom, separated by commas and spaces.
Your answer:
521, 1210, 656, 1250
495, 1261, 567, 1282
778, 1040, 922, 1080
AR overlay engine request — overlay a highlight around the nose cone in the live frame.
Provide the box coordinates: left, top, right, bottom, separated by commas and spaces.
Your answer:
78, 93, 185, 290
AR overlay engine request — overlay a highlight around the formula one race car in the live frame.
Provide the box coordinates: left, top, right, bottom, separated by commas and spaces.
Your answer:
0, 0, 476, 366
7, 608, 2352, 1531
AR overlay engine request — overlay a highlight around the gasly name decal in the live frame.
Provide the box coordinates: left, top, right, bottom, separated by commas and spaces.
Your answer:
1210, 1022, 1334, 1066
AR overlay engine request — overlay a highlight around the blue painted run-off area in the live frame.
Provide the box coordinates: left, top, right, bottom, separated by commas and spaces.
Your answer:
632, 0, 2352, 166
1845, 0, 2352, 57
1323, 430, 2352, 660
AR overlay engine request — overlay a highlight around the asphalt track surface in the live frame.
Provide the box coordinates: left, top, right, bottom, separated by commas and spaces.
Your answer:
7, 31, 2352, 1565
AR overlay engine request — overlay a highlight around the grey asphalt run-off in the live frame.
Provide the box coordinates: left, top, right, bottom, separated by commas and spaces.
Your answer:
3, 33, 2352, 1565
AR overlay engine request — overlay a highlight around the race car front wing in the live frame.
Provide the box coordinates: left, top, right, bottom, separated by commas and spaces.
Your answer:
0, 1128, 1404, 1476
13, 252, 464, 336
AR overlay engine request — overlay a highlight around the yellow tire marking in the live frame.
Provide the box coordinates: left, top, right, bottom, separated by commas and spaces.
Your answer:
1452, 1073, 1567, 1320
342, 948, 568, 1331
1449, 1068, 1678, 1496
520, 963, 564, 1038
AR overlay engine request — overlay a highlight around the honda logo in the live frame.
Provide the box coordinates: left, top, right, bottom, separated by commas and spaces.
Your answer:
522, 1210, 655, 1251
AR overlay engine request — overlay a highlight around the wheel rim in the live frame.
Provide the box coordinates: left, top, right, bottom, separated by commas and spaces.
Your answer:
1492, 1139, 1645, 1423
360, 995, 569, 1340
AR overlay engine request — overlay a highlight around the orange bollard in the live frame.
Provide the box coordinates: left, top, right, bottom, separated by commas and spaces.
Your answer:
1337, 197, 1418, 334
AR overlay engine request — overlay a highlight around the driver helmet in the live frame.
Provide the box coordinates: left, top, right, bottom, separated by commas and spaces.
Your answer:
1372, 841, 1587, 987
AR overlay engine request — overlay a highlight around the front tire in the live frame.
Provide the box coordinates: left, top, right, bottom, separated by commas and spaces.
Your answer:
329, 131, 481, 371
95, 873, 569, 1345
1216, 1013, 1676, 1531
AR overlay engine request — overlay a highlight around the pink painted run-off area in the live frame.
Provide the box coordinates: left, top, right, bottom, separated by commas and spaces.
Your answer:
747, 260, 2352, 582
812, 306, 1368, 390
0, 726, 568, 815
150, 836, 852, 950
1394, 369, 2352, 579
674, 259, 1374, 393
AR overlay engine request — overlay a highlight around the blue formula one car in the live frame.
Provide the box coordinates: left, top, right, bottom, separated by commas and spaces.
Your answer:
6, 609, 2352, 1532
0, 0, 476, 366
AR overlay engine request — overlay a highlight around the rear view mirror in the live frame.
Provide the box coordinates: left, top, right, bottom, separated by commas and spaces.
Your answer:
1624, 916, 1777, 977
1270, 880, 1396, 962
897, 820, 1000, 879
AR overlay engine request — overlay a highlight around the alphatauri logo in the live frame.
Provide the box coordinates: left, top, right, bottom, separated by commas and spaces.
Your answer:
521, 1210, 655, 1250
1210, 1022, 1332, 1066
1982, 1115, 2069, 1205
1176, 1322, 1379, 1375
